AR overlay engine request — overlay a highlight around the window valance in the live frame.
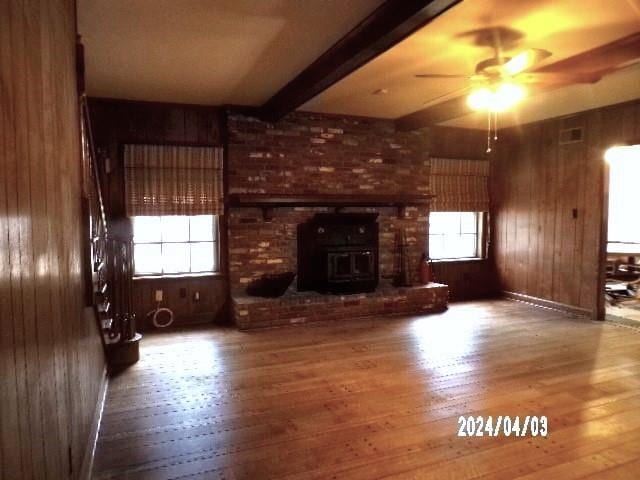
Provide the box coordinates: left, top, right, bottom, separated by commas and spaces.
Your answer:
124, 144, 223, 216
429, 157, 490, 212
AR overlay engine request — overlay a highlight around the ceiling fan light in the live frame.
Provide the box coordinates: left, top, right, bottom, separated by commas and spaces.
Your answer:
467, 87, 493, 111
492, 83, 526, 112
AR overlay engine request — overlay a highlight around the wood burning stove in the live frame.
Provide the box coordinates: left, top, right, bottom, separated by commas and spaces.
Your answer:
297, 213, 379, 294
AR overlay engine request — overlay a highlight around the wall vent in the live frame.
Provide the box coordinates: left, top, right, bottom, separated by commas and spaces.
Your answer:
559, 127, 584, 145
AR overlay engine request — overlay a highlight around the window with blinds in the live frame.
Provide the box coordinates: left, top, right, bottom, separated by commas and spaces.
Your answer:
124, 144, 223, 276
427, 158, 489, 260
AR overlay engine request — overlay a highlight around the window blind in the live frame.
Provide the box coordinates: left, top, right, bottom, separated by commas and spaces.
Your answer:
429, 157, 490, 212
124, 144, 223, 216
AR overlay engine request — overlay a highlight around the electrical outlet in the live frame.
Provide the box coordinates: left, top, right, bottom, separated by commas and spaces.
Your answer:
155, 289, 163, 302
193, 291, 200, 301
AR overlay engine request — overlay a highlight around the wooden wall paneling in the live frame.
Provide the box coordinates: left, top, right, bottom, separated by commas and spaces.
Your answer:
570, 116, 587, 307
551, 122, 569, 303
493, 99, 640, 317
427, 125, 489, 159
12, 1, 50, 476
526, 124, 542, 297
1, 1, 106, 478
514, 125, 532, 289
489, 137, 506, 288
25, 0, 65, 474
43, 5, 74, 475
505, 137, 519, 292
0, 2, 24, 477
431, 260, 496, 300
552, 121, 572, 305
580, 109, 604, 311
131, 276, 227, 329
539, 121, 557, 302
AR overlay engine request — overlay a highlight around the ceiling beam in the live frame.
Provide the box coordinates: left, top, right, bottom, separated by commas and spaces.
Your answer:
257, 0, 462, 123
396, 95, 471, 131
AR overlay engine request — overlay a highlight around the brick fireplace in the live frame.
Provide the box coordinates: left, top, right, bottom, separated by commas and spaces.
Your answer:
227, 111, 449, 328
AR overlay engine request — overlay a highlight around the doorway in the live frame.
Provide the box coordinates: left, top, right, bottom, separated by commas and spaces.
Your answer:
603, 145, 640, 323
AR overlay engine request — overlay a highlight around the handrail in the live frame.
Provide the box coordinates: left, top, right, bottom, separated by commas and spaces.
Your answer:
80, 94, 108, 236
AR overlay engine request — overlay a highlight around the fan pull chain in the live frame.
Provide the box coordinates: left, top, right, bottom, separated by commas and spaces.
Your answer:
486, 110, 492, 153
494, 111, 498, 141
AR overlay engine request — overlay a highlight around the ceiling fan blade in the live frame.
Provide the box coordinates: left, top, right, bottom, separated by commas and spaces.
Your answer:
504, 48, 552, 75
415, 73, 470, 79
536, 32, 640, 77
516, 71, 602, 85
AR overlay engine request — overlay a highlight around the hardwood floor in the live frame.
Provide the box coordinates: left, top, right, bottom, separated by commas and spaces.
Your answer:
93, 300, 640, 479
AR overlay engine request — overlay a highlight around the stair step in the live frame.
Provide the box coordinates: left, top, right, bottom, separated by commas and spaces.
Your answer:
97, 301, 110, 314
94, 282, 108, 295
101, 317, 113, 331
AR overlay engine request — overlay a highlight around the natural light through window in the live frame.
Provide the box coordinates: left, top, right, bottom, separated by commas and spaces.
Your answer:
606, 145, 640, 253
429, 212, 483, 260
133, 215, 218, 275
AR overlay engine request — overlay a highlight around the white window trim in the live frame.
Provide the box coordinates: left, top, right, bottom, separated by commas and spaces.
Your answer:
428, 211, 487, 262
132, 215, 220, 277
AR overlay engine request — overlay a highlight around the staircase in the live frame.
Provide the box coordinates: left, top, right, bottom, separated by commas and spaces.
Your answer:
80, 94, 140, 365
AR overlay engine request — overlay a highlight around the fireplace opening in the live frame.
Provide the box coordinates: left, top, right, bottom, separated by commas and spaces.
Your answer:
297, 213, 379, 294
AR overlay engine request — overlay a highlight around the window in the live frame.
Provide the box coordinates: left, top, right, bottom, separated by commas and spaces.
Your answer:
133, 215, 219, 275
428, 212, 483, 260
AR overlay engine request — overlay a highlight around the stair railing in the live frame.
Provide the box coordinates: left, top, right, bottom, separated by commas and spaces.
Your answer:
79, 94, 136, 348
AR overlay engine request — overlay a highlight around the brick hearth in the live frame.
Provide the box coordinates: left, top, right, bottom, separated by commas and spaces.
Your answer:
233, 282, 448, 330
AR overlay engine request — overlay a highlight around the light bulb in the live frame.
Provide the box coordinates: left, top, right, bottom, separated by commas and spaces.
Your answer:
467, 87, 493, 111
491, 83, 526, 112
467, 83, 526, 112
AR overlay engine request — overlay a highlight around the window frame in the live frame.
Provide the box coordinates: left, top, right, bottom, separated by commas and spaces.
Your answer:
132, 214, 220, 277
428, 211, 487, 262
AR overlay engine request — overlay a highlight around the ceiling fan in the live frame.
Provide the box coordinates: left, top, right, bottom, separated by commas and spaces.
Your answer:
415, 46, 600, 112
398, 31, 640, 137
413, 40, 604, 152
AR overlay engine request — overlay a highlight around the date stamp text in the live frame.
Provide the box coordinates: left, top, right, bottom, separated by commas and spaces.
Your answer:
457, 415, 548, 437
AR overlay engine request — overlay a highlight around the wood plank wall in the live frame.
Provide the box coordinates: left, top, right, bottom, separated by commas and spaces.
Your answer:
87, 98, 228, 326
492, 99, 640, 317
427, 126, 498, 299
0, 1, 105, 478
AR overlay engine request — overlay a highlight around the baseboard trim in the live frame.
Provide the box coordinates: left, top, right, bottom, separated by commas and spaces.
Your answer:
502, 291, 593, 318
80, 366, 108, 480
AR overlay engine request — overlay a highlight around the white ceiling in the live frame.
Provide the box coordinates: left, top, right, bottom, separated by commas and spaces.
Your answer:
79, 0, 640, 128
78, 0, 384, 105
